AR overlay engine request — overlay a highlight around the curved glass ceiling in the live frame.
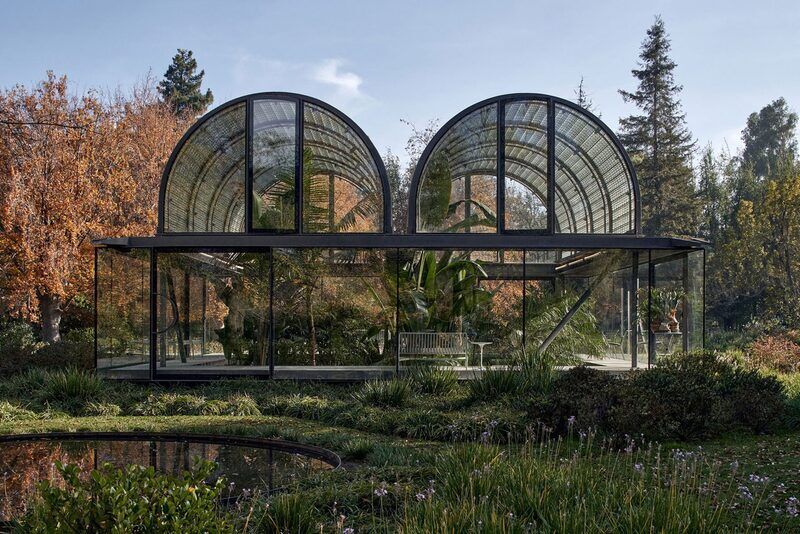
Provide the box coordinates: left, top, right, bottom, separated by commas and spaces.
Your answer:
161, 95, 387, 234
413, 96, 637, 234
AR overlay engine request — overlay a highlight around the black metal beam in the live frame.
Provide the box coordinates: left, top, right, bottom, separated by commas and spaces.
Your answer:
94, 234, 707, 251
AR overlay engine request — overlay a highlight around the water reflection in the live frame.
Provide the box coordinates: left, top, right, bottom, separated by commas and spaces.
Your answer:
0, 438, 333, 521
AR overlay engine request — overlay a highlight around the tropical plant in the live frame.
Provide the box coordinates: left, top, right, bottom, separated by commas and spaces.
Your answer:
398, 250, 493, 333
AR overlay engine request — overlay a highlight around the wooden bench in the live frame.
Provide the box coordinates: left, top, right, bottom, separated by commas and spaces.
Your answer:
398, 332, 470, 367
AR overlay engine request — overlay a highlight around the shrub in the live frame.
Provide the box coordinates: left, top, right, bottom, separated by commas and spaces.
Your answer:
352, 379, 410, 408
39, 368, 104, 414
467, 368, 522, 401
19, 461, 232, 532
532, 352, 789, 441
225, 393, 262, 416
30, 334, 94, 371
718, 369, 786, 433
0, 321, 41, 373
408, 366, 458, 396
749, 332, 800, 373
608, 366, 725, 441
132, 393, 208, 416
536, 366, 617, 434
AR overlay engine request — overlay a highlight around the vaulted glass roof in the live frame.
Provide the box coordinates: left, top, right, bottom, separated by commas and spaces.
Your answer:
160, 93, 389, 234
411, 94, 640, 235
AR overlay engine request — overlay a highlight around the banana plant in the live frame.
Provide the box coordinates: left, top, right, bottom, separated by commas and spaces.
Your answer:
398, 250, 493, 332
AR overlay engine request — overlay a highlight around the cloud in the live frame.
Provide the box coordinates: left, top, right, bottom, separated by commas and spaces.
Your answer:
310, 59, 365, 100
227, 53, 374, 113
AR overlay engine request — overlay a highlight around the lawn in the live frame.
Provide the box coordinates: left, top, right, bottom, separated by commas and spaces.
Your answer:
0, 365, 798, 532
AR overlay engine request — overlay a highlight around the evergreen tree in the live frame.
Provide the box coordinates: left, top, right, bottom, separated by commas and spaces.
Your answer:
696, 144, 727, 241
618, 16, 699, 236
741, 97, 797, 179
574, 77, 597, 115
384, 148, 408, 232
158, 49, 214, 116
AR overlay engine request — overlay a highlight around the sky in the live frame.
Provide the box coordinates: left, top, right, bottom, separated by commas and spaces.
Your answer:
2, 0, 799, 168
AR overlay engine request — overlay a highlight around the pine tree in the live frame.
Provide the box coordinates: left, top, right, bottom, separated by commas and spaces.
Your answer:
158, 49, 214, 116
696, 144, 727, 241
618, 16, 699, 236
574, 77, 597, 115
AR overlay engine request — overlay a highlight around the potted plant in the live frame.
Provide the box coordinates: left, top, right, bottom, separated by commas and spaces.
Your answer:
639, 287, 685, 333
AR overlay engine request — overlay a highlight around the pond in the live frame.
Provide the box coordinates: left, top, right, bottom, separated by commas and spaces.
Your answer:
0, 432, 340, 521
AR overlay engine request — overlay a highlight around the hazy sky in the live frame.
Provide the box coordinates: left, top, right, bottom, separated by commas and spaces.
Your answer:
2, 0, 799, 167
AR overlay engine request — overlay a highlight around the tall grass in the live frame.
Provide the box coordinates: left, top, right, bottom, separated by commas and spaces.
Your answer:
401, 430, 772, 532
352, 379, 410, 407
408, 366, 458, 396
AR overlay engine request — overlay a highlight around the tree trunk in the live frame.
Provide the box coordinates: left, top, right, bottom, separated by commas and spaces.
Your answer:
38, 293, 62, 343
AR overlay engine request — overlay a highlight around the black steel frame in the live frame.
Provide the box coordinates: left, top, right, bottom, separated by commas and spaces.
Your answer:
407, 93, 642, 236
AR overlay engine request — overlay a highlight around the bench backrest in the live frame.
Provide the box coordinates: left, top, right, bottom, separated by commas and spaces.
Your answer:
398, 332, 469, 355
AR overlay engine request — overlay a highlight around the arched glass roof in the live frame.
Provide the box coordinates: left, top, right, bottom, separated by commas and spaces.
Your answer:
410, 94, 640, 235
159, 93, 390, 234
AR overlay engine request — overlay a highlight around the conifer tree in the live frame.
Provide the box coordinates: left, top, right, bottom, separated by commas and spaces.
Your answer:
158, 49, 214, 116
618, 16, 699, 236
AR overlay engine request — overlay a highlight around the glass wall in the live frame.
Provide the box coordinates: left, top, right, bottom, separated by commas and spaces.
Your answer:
397, 250, 523, 369
272, 249, 395, 372
155, 251, 271, 375
97, 246, 703, 377
96, 249, 150, 375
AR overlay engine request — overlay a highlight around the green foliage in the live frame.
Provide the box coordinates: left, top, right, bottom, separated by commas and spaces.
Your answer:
742, 97, 798, 179
253, 493, 319, 534
18, 460, 232, 533
524, 289, 603, 362
39, 368, 103, 414
408, 365, 458, 395
0, 400, 38, 422
530, 352, 788, 441
158, 48, 213, 116
467, 368, 523, 401
402, 442, 751, 533
399, 250, 492, 333
353, 379, 410, 408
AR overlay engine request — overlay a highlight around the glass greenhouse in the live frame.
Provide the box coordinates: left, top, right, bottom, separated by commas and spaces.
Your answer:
93, 93, 705, 380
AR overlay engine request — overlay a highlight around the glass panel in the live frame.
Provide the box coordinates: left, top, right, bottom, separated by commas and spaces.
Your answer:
417, 105, 498, 233
398, 250, 523, 370
636, 254, 650, 367
273, 249, 395, 371
156, 252, 271, 374
686, 250, 704, 351
302, 103, 383, 233
650, 252, 687, 362
505, 100, 548, 230
97, 249, 150, 375
554, 103, 634, 234
252, 99, 297, 231
164, 103, 246, 232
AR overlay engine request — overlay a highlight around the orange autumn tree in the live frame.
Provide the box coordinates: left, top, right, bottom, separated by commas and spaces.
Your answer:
0, 72, 185, 342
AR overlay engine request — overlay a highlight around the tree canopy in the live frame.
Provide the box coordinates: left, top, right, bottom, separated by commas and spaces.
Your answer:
157, 49, 214, 117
